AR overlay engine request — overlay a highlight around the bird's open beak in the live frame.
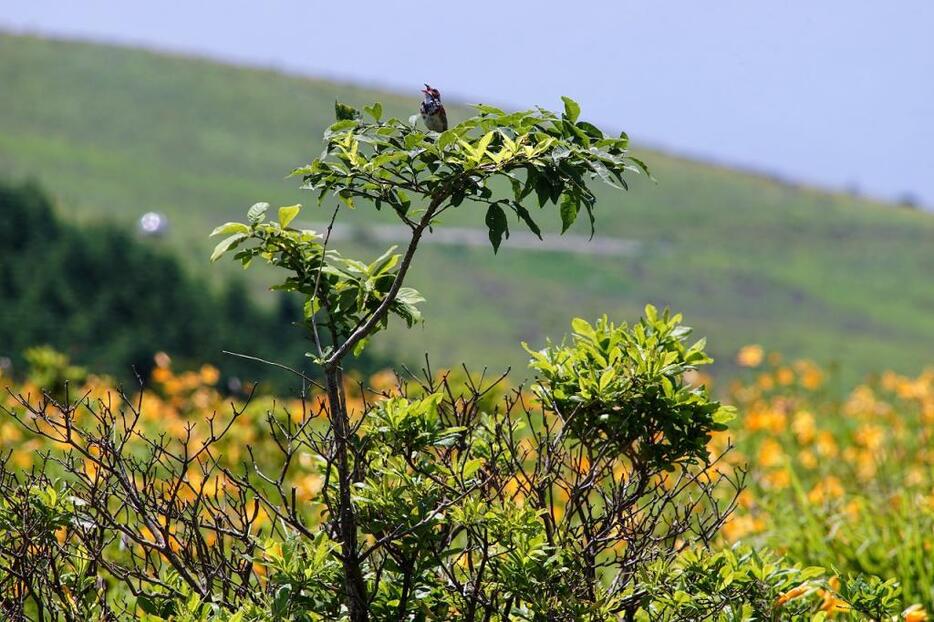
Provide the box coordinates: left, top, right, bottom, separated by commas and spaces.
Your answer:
422, 83, 431, 94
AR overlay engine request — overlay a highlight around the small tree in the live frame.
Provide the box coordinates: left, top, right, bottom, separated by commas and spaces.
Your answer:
209, 98, 654, 620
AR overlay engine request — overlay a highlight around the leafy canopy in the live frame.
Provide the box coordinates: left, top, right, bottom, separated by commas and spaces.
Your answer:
293, 97, 648, 250
211, 97, 648, 361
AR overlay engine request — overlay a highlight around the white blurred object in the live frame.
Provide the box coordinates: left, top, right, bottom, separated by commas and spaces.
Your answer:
138, 212, 169, 236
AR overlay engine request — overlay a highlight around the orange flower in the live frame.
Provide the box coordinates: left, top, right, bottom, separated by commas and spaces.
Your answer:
763, 468, 791, 490
721, 514, 764, 541
798, 449, 818, 470
904, 605, 929, 621
808, 476, 844, 504
820, 589, 849, 613
737, 345, 765, 368
757, 439, 785, 467
791, 411, 816, 444
815, 431, 838, 458
777, 583, 809, 605
199, 364, 220, 385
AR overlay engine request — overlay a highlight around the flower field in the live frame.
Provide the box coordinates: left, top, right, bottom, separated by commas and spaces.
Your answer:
721, 346, 934, 611
1, 348, 932, 619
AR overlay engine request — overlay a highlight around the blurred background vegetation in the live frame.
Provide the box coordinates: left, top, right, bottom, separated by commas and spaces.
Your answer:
0, 179, 386, 392
0, 33, 931, 387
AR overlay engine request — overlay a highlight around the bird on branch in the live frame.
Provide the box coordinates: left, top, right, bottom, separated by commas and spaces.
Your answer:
420, 84, 448, 132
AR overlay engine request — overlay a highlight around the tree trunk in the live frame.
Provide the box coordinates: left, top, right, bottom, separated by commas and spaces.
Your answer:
326, 365, 369, 622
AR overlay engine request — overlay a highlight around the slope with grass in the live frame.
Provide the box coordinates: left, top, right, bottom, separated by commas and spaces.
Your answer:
1, 32, 931, 380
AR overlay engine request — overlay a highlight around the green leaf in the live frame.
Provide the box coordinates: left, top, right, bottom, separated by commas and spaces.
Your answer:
278, 204, 301, 228
485, 203, 508, 253
210, 233, 248, 262
247, 202, 269, 224
561, 96, 581, 123
559, 194, 579, 234
363, 102, 383, 121
324, 120, 358, 137
370, 151, 408, 169
590, 159, 622, 189
571, 317, 594, 337
338, 190, 355, 209
473, 103, 506, 115
210, 222, 250, 237
512, 203, 542, 239
472, 131, 496, 163
463, 458, 484, 478
533, 174, 552, 208
713, 405, 737, 424
353, 337, 370, 357
368, 245, 400, 275
626, 155, 652, 177
335, 101, 360, 121
437, 130, 457, 149
136, 595, 165, 616
577, 121, 604, 138
396, 287, 425, 306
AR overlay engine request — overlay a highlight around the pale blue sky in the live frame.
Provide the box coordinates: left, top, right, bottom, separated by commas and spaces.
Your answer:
3, 1, 932, 207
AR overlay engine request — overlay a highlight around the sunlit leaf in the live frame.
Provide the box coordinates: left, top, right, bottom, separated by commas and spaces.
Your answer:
278, 204, 301, 228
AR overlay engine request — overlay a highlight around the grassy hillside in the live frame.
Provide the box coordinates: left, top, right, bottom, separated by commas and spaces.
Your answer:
1, 32, 931, 380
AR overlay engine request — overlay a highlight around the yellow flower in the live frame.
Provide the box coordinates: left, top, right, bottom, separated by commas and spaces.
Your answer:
854, 424, 885, 450
737, 344, 764, 368
199, 364, 220, 385
798, 449, 818, 470
808, 476, 844, 504
721, 514, 763, 541
297, 474, 323, 501
855, 449, 877, 481
795, 360, 825, 390
792, 410, 816, 444
151, 366, 172, 384
757, 439, 785, 468
745, 403, 787, 434
904, 605, 929, 622
906, 467, 925, 487
815, 431, 838, 458
763, 468, 791, 490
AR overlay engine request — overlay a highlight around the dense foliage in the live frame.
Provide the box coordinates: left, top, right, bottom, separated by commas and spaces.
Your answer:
0, 352, 928, 620
0, 180, 382, 391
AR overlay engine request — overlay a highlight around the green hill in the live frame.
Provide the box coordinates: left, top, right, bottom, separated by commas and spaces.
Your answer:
1, 32, 931, 380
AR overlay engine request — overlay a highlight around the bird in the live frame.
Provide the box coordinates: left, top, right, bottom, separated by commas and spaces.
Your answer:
420, 84, 448, 132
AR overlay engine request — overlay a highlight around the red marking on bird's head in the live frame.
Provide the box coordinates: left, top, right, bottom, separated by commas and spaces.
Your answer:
422, 84, 441, 99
